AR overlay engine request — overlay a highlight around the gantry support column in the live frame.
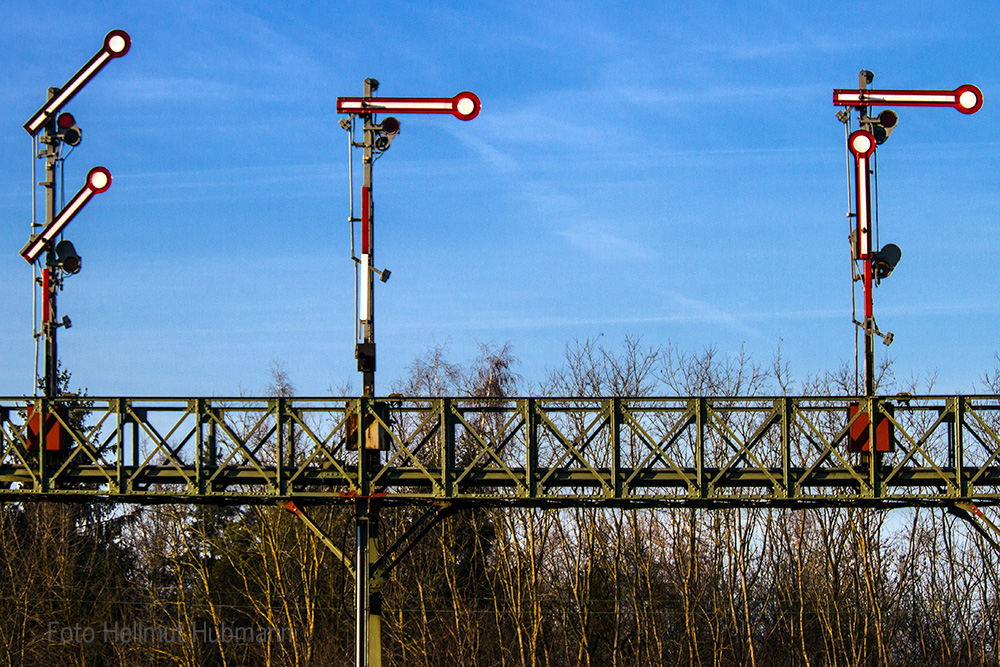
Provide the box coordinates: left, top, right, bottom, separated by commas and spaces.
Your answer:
41, 88, 60, 399
356, 76, 382, 667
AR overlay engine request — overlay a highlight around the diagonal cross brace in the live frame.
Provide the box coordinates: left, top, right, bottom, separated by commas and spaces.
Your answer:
283, 500, 355, 576
947, 502, 1000, 555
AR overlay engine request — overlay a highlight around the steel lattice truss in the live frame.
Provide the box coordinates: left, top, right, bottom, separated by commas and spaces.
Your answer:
1, 395, 1000, 507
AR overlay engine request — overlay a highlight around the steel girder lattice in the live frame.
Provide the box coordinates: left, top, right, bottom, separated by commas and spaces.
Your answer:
1, 395, 999, 508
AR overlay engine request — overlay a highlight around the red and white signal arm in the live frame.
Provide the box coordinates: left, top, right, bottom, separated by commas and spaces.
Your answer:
336, 91, 481, 121
848, 131, 876, 261
23, 29, 131, 136
833, 84, 983, 114
20, 167, 112, 264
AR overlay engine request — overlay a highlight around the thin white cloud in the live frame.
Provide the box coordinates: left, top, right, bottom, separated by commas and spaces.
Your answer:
881, 302, 1000, 316
113, 163, 337, 188
115, 75, 244, 103
664, 293, 765, 339
557, 224, 655, 262
436, 122, 519, 172
389, 292, 794, 339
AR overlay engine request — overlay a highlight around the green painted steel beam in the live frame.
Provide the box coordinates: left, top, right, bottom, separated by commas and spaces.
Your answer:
1, 395, 999, 508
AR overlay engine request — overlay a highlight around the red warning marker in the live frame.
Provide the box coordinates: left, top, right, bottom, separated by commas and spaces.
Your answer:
834, 84, 983, 114
337, 91, 481, 120
20, 167, 112, 264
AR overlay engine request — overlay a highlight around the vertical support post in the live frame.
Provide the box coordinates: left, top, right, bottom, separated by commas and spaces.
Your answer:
359, 76, 377, 400
36, 398, 48, 492
780, 397, 792, 500
368, 513, 382, 667
867, 397, 881, 499
355, 480, 382, 666
130, 402, 139, 473
355, 77, 383, 667
954, 396, 966, 498
525, 398, 538, 499
193, 399, 203, 495
41, 88, 59, 400
275, 397, 286, 496
864, 305, 875, 397
195, 399, 216, 496
355, 398, 380, 667
113, 398, 125, 492
694, 398, 707, 499
609, 397, 622, 499
442, 398, 455, 498
355, 503, 370, 667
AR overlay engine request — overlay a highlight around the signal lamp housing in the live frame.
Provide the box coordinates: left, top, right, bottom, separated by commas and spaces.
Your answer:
373, 116, 400, 151
878, 109, 898, 129
55, 239, 82, 274
865, 109, 898, 145
871, 243, 901, 281
56, 113, 82, 146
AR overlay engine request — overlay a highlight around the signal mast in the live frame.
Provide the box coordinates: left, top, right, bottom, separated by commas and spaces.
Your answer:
335, 79, 480, 667
834, 71, 982, 398
20, 30, 130, 397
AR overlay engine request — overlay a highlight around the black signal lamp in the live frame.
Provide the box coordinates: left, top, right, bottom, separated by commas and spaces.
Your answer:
373, 116, 400, 151
379, 116, 400, 135
870, 109, 898, 145
56, 112, 82, 146
871, 243, 901, 281
55, 239, 82, 274
878, 109, 898, 129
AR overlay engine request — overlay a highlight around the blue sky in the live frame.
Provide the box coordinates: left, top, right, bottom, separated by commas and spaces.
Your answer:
1, 0, 998, 396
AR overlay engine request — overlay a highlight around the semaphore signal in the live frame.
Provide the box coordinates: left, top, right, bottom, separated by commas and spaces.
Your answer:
834, 84, 983, 114
336, 91, 481, 120
20, 30, 130, 400
835, 71, 982, 400
23, 30, 131, 136
334, 77, 480, 667
20, 167, 112, 264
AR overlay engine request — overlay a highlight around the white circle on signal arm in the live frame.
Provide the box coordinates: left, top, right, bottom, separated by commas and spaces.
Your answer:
89, 171, 109, 190
108, 35, 127, 53
456, 97, 475, 116
959, 90, 978, 109
852, 134, 872, 153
